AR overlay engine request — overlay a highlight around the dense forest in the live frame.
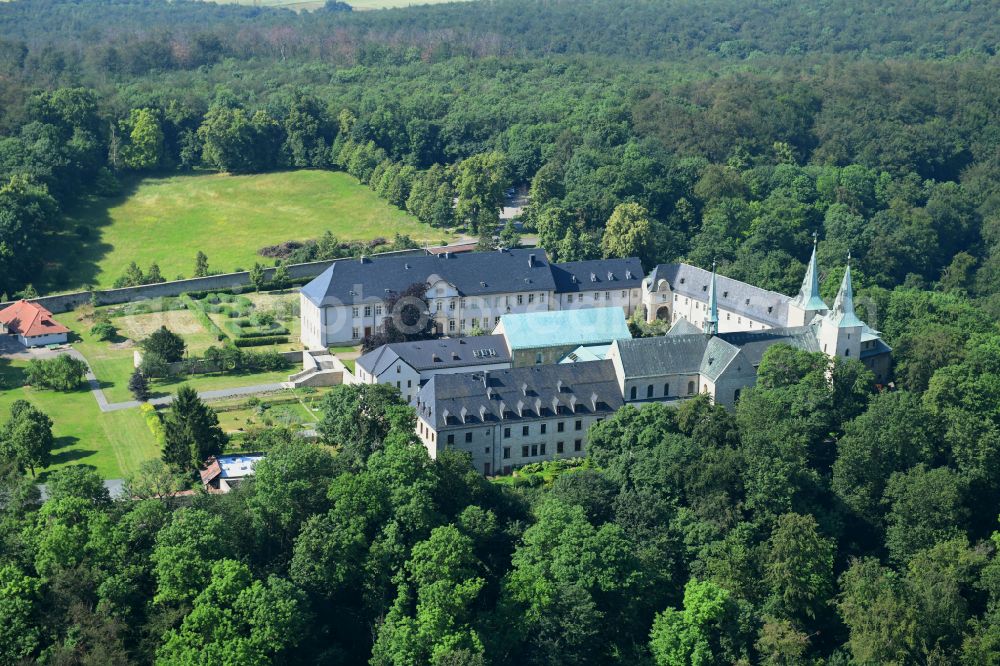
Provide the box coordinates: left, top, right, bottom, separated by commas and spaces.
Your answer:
2, 0, 1000, 663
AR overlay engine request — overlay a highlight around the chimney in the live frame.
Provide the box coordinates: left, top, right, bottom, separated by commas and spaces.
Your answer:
528, 254, 536, 267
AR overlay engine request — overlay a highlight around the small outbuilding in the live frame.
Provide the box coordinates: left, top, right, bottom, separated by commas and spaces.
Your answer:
0, 300, 70, 347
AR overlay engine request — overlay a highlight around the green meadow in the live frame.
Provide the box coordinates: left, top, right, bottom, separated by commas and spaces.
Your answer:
47, 170, 454, 292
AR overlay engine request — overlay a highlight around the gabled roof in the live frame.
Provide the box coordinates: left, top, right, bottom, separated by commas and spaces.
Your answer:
699, 337, 742, 381
0, 300, 70, 338
356, 335, 511, 375
666, 318, 702, 336
614, 335, 710, 378
717, 325, 821, 366
415, 360, 623, 431
301, 248, 557, 307
550, 258, 645, 293
496, 307, 632, 350
647, 263, 791, 328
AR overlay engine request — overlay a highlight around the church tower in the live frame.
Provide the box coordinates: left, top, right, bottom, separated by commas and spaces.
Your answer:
817, 256, 863, 361
703, 262, 719, 335
787, 235, 829, 326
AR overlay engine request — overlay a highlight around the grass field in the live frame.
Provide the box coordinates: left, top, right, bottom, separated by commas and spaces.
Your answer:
0, 361, 159, 481
48, 170, 455, 292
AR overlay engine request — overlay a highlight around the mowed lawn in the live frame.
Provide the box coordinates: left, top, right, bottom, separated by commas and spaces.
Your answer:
0, 361, 159, 481
53, 170, 454, 290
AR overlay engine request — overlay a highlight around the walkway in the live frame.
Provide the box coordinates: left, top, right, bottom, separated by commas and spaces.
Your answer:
67, 349, 288, 413
6, 343, 293, 413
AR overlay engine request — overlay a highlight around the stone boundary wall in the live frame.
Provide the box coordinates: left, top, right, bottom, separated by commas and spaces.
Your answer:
5, 248, 426, 315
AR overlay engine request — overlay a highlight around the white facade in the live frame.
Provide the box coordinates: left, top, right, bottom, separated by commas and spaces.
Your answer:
356, 355, 511, 404
416, 412, 604, 477
16, 332, 68, 347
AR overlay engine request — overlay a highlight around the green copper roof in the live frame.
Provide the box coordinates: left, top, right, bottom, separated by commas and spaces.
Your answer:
703, 264, 719, 335
498, 307, 632, 350
827, 263, 864, 328
792, 242, 829, 312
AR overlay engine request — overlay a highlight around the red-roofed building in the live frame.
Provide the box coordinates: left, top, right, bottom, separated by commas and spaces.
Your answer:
0, 300, 70, 347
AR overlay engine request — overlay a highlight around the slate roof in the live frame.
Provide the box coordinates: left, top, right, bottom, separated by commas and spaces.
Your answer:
550, 258, 645, 293
666, 318, 702, 336
647, 263, 791, 327
717, 325, 821, 366
356, 335, 511, 376
699, 337, 743, 381
301, 248, 557, 307
0, 300, 70, 338
415, 360, 623, 430
613, 335, 710, 378
496, 307, 632, 350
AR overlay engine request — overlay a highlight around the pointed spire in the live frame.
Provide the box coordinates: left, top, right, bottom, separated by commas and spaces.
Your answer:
828, 252, 864, 328
704, 261, 719, 336
792, 232, 829, 312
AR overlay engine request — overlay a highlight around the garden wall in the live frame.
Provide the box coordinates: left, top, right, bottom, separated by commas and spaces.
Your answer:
4, 247, 426, 314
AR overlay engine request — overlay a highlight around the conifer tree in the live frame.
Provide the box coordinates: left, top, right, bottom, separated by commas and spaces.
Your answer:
162, 386, 226, 473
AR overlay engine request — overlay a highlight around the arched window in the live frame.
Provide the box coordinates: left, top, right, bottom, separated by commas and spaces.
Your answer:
687, 381, 695, 395
845, 349, 850, 357
630, 386, 637, 400
646, 385, 653, 398
663, 383, 669, 396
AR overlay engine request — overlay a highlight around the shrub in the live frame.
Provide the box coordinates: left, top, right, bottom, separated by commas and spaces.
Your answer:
139, 403, 166, 447
242, 350, 291, 371
90, 320, 117, 341
24, 355, 88, 391
233, 336, 289, 347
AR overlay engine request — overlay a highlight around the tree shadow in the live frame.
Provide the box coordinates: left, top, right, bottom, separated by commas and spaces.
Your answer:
47, 437, 97, 467
40, 172, 174, 294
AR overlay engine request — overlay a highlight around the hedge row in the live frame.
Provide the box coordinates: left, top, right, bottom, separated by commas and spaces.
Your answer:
180, 293, 229, 342
233, 336, 289, 347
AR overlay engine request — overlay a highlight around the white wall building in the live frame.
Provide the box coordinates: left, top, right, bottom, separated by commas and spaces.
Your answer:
299, 249, 644, 348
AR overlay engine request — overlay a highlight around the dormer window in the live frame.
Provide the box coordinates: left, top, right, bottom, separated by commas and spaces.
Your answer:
680, 278, 686, 284
745, 299, 750, 305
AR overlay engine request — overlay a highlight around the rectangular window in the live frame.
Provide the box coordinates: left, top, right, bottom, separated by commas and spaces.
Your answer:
528, 294, 535, 304
540, 293, 546, 303
517, 294, 524, 305
351, 327, 360, 339
522, 425, 529, 436
364, 306, 372, 317
465, 432, 472, 443
575, 420, 582, 431
567, 294, 573, 303
503, 447, 510, 459
352, 307, 359, 317
530, 444, 538, 456
449, 300, 456, 310
495, 316, 501, 325
605, 291, 610, 300
593, 293, 600, 301
557, 422, 565, 432
460, 319, 467, 331
436, 301, 442, 312
521, 445, 529, 458
574, 439, 582, 451
540, 443, 546, 456
557, 441, 564, 453
449, 320, 456, 332
504, 427, 511, 438
375, 305, 383, 315
447, 434, 455, 445
407, 380, 412, 388
540, 424, 547, 434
